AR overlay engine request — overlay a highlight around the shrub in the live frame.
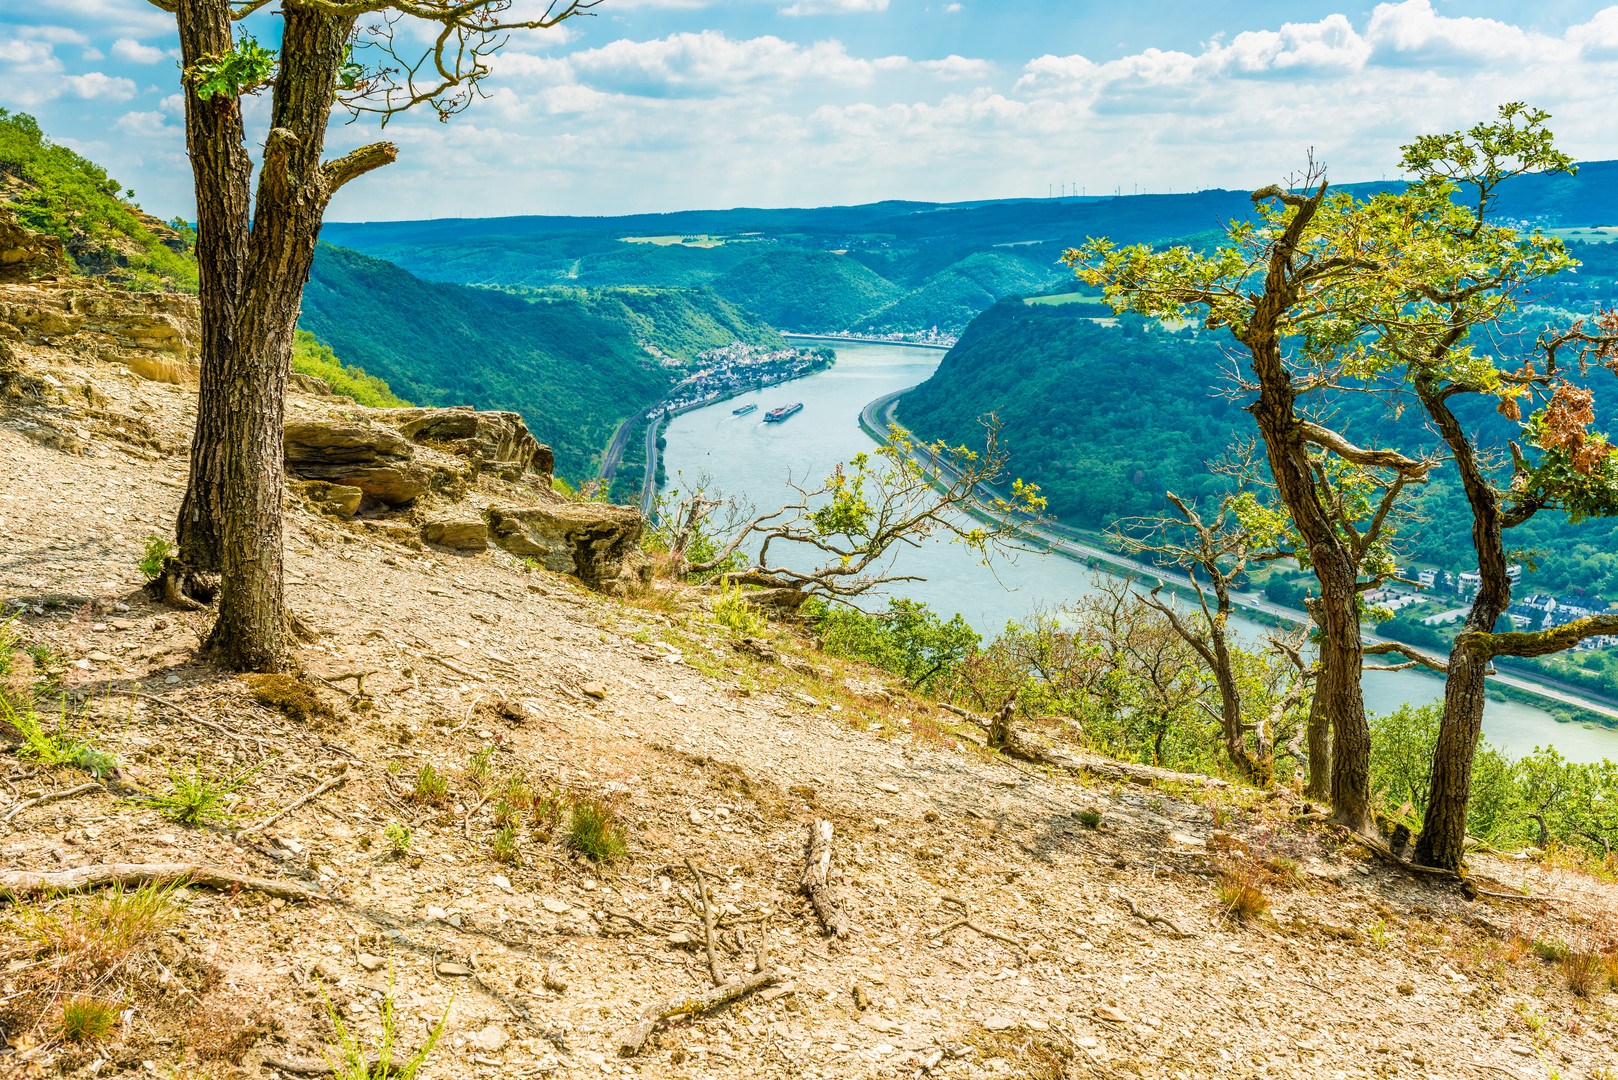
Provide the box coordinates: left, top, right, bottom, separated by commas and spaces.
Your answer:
58, 996, 119, 1043
138, 537, 172, 580
566, 793, 627, 861
712, 584, 766, 637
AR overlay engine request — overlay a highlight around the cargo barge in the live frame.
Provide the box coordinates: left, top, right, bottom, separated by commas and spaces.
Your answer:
732, 402, 758, 415
762, 402, 804, 423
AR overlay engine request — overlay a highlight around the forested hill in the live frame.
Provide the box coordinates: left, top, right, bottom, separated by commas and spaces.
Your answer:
321, 161, 1618, 337
299, 244, 785, 480
896, 299, 1242, 525
899, 288, 1618, 599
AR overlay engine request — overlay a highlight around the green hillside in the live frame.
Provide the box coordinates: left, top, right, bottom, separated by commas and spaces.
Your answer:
300, 245, 811, 479
0, 110, 196, 292
897, 299, 1241, 525
899, 288, 1618, 598
497, 284, 786, 360
857, 251, 1064, 334
710, 248, 906, 332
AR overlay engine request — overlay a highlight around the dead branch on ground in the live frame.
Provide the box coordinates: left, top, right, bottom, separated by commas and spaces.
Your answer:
800, 819, 849, 938
0, 863, 325, 902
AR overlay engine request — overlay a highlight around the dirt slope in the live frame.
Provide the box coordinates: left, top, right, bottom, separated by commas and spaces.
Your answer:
1, 287, 1616, 1080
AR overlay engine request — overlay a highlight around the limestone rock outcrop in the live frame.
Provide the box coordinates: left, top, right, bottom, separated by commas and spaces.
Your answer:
421, 513, 490, 551
0, 276, 199, 385
487, 502, 649, 591
290, 479, 364, 519
370, 406, 553, 484
282, 421, 436, 507
0, 207, 70, 283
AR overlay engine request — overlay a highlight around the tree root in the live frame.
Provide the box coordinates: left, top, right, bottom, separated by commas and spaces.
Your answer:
927, 895, 1025, 953
614, 970, 780, 1058
0, 863, 326, 903
238, 766, 348, 838
1119, 895, 1192, 938
2, 782, 104, 823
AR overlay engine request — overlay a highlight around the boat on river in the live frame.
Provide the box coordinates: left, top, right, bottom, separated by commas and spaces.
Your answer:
763, 402, 803, 423
732, 402, 757, 415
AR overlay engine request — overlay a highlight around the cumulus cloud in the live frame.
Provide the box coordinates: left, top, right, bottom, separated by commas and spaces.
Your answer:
64, 72, 138, 102
550, 31, 906, 96
781, 0, 888, 14
110, 38, 168, 64
114, 110, 175, 137
919, 55, 992, 80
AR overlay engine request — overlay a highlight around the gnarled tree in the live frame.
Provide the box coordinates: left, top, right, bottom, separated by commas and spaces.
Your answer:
1071, 174, 1433, 832
150, 0, 597, 670
1341, 105, 1618, 871
667, 422, 1045, 609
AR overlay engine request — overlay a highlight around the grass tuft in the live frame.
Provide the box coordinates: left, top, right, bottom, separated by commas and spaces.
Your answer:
1076, 808, 1102, 829
10, 880, 178, 973
491, 824, 520, 864
57, 996, 120, 1043
410, 763, 448, 804
566, 792, 628, 862
1563, 950, 1605, 998
153, 756, 260, 824
321, 965, 449, 1080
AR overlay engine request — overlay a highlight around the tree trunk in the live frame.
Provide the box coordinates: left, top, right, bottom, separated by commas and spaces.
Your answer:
206, 7, 356, 671
1304, 695, 1331, 799
169, 0, 251, 603
1413, 380, 1512, 871
1245, 340, 1369, 831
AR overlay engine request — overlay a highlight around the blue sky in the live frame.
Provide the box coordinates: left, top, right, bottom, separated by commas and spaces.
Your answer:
4, 1, 1618, 220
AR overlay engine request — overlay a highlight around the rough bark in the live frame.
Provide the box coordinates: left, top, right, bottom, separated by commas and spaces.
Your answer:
168, 0, 252, 604
201, 6, 391, 670
1239, 195, 1371, 832
1413, 380, 1512, 872
800, 818, 849, 938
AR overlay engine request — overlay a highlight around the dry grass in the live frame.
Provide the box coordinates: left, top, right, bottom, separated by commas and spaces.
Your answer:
963, 1024, 1071, 1080
9, 880, 178, 975
1563, 950, 1605, 998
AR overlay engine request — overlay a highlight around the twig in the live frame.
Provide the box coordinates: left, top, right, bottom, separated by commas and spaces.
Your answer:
927, 895, 1025, 952
463, 792, 493, 841
95, 688, 271, 748
614, 970, 779, 1058
238, 766, 348, 838
0, 863, 325, 903
2, 782, 103, 823
1118, 895, 1192, 938
685, 857, 723, 987
800, 819, 849, 938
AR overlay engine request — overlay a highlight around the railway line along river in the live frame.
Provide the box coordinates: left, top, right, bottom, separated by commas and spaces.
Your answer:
658, 338, 1618, 764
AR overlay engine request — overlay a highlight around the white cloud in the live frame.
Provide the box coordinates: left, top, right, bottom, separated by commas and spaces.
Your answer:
1568, 8, 1618, 59
557, 31, 903, 96
111, 38, 169, 64
1363, 0, 1550, 68
781, 0, 888, 15
919, 55, 992, 81
114, 110, 175, 137
64, 72, 138, 102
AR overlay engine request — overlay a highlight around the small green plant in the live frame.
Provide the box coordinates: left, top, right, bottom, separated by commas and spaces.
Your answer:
520, 556, 542, 573
153, 756, 260, 824
58, 996, 120, 1043
531, 785, 569, 832
138, 537, 172, 580
1369, 918, 1390, 949
1531, 937, 1569, 964
467, 746, 494, 787
412, 763, 448, 804
492, 797, 517, 829
383, 821, 411, 855
1076, 808, 1102, 829
2, 696, 117, 776
503, 770, 530, 807
491, 824, 520, 864
320, 966, 449, 1080
566, 792, 628, 862
712, 584, 766, 638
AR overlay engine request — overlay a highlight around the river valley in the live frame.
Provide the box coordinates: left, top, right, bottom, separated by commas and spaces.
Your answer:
659, 339, 1618, 765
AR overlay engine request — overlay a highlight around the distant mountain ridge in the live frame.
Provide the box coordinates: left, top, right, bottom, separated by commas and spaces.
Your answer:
321, 161, 1618, 336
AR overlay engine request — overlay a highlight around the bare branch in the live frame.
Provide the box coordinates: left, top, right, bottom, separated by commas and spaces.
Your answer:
321, 141, 398, 197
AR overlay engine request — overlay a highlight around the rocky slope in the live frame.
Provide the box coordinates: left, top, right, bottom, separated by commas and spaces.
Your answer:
0, 264, 1616, 1080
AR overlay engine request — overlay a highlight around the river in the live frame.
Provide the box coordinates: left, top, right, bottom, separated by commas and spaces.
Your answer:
660, 339, 1618, 765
